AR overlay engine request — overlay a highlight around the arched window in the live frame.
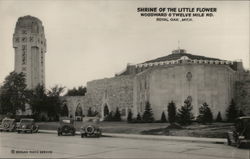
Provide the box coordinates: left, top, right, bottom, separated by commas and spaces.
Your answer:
104, 104, 109, 117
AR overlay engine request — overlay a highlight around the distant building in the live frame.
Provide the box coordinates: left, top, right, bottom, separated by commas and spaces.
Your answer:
13, 15, 47, 89
64, 49, 250, 121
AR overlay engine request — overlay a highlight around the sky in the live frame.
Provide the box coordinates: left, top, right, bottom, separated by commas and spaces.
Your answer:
0, 0, 249, 90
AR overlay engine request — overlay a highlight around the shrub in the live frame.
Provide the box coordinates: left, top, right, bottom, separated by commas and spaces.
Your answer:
104, 111, 113, 121
136, 113, 142, 121
197, 102, 213, 124
177, 99, 194, 125
127, 110, 133, 122
226, 99, 238, 122
113, 107, 121, 121
142, 101, 154, 123
87, 107, 93, 117
160, 111, 167, 123
167, 101, 176, 124
216, 112, 222, 122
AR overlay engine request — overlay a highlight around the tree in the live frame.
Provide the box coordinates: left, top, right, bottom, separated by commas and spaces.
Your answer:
177, 99, 194, 125
61, 104, 69, 117
27, 84, 47, 116
142, 101, 154, 123
197, 102, 213, 124
160, 111, 167, 123
46, 85, 65, 121
0, 72, 28, 115
226, 99, 238, 122
66, 86, 87, 96
113, 107, 121, 121
216, 112, 222, 122
127, 109, 133, 122
167, 101, 176, 124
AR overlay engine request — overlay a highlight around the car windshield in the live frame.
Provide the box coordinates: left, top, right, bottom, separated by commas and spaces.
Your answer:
62, 120, 71, 124
2, 119, 14, 124
20, 119, 33, 124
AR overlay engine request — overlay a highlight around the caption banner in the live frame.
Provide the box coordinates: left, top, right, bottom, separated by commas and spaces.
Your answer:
137, 7, 217, 22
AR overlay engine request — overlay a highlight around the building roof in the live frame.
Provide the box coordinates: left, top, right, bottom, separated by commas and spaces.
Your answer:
143, 49, 221, 64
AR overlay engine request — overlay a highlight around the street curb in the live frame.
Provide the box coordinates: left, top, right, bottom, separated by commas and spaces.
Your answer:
39, 130, 226, 144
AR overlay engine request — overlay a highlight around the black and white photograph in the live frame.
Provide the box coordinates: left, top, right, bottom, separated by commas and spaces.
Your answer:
0, 0, 250, 158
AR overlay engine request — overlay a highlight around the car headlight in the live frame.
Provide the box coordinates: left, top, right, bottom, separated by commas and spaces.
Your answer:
22, 125, 26, 128
239, 136, 245, 139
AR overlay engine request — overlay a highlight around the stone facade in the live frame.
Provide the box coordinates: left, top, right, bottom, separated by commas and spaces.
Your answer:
63, 75, 134, 120
64, 49, 250, 121
13, 15, 46, 89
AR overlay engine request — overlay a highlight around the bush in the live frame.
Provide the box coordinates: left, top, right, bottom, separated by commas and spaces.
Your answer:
216, 112, 222, 122
177, 99, 194, 125
160, 111, 167, 123
142, 101, 154, 123
167, 101, 176, 124
127, 110, 133, 122
136, 113, 142, 121
104, 111, 113, 121
197, 102, 213, 124
226, 99, 238, 122
113, 107, 121, 121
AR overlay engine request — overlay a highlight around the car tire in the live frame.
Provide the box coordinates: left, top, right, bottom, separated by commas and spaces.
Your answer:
227, 136, 231, 146
81, 134, 84, 138
17, 130, 20, 133
58, 132, 61, 136
72, 131, 75, 136
236, 140, 242, 148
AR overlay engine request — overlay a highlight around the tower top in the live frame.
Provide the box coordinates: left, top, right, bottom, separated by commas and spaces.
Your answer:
172, 41, 186, 54
14, 15, 44, 34
172, 49, 187, 54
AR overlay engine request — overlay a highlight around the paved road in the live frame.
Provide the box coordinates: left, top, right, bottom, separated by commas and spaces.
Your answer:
0, 132, 249, 159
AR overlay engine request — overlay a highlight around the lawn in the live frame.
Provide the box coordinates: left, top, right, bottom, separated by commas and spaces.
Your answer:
37, 121, 233, 138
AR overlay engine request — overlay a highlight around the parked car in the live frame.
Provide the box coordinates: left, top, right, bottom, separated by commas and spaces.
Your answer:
0, 118, 16, 132
16, 118, 39, 133
227, 116, 250, 148
80, 117, 102, 138
57, 117, 75, 136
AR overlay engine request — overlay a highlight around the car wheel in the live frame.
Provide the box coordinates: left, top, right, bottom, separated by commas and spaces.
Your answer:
72, 131, 75, 136
17, 130, 20, 133
227, 136, 231, 146
81, 134, 84, 138
58, 132, 61, 136
236, 140, 242, 148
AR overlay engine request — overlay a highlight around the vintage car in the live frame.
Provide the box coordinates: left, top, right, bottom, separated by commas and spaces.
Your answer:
227, 116, 250, 148
0, 118, 16, 132
57, 117, 76, 136
80, 117, 102, 138
16, 118, 39, 133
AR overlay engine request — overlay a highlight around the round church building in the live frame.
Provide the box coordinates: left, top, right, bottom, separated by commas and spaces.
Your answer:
64, 49, 249, 121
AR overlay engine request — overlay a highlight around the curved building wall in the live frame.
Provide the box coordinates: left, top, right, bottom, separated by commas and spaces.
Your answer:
134, 64, 236, 120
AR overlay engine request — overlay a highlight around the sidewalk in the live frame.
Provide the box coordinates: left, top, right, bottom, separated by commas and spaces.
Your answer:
39, 130, 226, 144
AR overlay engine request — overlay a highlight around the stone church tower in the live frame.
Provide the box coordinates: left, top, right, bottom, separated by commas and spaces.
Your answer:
13, 15, 46, 89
